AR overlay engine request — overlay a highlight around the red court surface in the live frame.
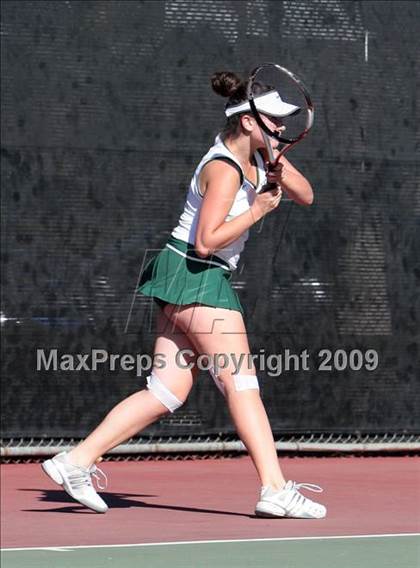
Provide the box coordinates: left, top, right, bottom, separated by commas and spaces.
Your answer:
2, 456, 420, 549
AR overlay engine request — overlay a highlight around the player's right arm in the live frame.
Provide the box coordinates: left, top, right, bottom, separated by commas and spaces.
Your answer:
195, 160, 281, 258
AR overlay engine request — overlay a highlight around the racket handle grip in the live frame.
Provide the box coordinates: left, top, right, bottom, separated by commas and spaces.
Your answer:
260, 181, 278, 193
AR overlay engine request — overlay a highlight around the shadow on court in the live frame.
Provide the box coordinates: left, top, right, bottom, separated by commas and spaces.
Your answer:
21, 488, 252, 518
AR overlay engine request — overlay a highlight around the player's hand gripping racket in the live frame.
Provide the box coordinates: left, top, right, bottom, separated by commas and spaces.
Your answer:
246, 63, 314, 192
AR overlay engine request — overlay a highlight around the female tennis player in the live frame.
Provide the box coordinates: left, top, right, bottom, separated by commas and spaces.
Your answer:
42, 71, 326, 519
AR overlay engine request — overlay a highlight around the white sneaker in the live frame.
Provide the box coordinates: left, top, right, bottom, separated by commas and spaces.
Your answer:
255, 480, 327, 519
42, 452, 108, 513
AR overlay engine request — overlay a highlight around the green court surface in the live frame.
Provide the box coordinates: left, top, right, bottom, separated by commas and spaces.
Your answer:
2, 535, 419, 568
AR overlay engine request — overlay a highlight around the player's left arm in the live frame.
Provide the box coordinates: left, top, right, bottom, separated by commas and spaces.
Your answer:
266, 153, 314, 206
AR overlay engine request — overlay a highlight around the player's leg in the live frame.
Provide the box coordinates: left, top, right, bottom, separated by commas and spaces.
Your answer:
42, 308, 199, 511
164, 304, 326, 519
66, 309, 198, 468
164, 303, 286, 490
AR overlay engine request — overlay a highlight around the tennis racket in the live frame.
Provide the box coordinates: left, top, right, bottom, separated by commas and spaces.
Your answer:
246, 63, 314, 192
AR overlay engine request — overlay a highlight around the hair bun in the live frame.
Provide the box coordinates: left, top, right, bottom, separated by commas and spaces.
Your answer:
211, 71, 242, 98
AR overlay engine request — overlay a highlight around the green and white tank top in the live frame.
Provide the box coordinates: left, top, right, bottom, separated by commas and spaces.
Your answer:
171, 135, 267, 270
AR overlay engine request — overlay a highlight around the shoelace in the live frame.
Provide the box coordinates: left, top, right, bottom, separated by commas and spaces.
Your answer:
292, 482, 323, 493
89, 464, 108, 490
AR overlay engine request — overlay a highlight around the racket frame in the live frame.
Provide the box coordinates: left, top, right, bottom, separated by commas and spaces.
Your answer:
246, 62, 314, 169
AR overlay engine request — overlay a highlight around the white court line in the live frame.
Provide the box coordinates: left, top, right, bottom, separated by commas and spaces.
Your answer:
43, 548, 73, 552
2, 533, 419, 552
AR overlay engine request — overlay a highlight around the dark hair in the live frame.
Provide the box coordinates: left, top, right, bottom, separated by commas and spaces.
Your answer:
211, 71, 271, 138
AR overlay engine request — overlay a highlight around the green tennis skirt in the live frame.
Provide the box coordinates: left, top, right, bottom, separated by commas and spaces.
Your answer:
137, 236, 244, 315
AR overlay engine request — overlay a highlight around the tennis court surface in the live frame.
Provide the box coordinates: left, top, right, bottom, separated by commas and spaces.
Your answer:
2, 456, 419, 567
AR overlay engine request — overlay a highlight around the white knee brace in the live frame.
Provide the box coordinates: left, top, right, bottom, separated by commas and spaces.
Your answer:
233, 374, 260, 392
209, 367, 259, 396
146, 371, 183, 413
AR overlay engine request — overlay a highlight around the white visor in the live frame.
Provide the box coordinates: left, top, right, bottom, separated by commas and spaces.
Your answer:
225, 90, 299, 118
